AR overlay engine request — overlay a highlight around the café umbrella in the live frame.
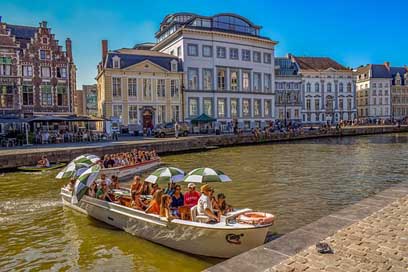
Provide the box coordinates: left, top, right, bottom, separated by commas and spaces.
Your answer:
55, 161, 90, 179
145, 167, 185, 184
72, 154, 100, 165
183, 167, 232, 183
72, 164, 101, 204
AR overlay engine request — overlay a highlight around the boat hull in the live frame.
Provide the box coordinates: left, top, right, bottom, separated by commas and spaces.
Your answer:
18, 163, 67, 172
100, 159, 161, 179
61, 189, 270, 258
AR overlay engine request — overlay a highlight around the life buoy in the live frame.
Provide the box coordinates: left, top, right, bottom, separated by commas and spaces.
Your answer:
238, 212, 275, 225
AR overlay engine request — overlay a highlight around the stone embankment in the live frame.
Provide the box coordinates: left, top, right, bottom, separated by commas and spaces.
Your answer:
206, 183, 408, 272
0, 125, 407, 170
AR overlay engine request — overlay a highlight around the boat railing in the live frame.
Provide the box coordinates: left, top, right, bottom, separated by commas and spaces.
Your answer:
223, 208, 252, 225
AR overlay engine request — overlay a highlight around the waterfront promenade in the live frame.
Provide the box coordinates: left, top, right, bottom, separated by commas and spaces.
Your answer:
207, 183, 408, 272
0, 125, 407, 169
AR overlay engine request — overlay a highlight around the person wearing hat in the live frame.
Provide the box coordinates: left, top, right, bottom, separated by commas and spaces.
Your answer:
184, 183, 200, 209
197, 184, 219, 223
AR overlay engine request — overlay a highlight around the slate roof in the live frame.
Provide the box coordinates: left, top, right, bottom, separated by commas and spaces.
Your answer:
106, 50, 182, 71
390, 67, 407, 85
6, 24, 37, 39
275, 57, 299, 76
357, 64, 408, 85
293, 56, 349, 71
371, 64, 391, 78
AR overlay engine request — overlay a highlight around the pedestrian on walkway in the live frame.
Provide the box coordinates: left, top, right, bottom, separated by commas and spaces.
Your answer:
175, 122, 179, 139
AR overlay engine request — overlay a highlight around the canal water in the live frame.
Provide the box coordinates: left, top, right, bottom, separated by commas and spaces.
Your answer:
1, 133, 408, 271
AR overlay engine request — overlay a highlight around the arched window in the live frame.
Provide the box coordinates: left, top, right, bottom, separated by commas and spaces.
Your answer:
306, 83, 311, 92
326, 96, 334, 112
327, 83, 332, 92
315, 83, 319, 92
339, 83, 343, 92
347, 83, 352, 93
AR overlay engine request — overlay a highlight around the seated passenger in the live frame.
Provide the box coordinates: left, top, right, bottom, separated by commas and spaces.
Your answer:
130, 176, 142, 195
217, 193, 233, 215
170, 185, 184, 216
160, 195, 176, 220
96, 181, 113, 202
150, 183, 160, 195
87, 181, 97, 197
145, 190, 163, 215
67, 178, 76, 191
184, 183, 200, 208
110, 175, 120, 190
131, 191, 146, 210
197, 184, 219, 223
98, 174, 111, 187
164, 182, 176, 196
138, 181, 150, 195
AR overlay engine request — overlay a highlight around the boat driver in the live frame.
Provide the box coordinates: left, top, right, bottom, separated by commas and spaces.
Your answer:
197, 184, 219, 223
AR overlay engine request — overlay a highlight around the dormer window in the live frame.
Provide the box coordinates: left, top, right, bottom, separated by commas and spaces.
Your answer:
112, 56, 120, 69
171, 60, 178, 72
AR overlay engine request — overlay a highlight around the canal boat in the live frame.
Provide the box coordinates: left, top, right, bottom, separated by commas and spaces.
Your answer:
60, 187, 274, 258
100, 158, 161, 179
18, 163, 66, 172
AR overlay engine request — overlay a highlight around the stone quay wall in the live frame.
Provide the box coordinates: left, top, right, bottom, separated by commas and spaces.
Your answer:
0, 125, 407, 170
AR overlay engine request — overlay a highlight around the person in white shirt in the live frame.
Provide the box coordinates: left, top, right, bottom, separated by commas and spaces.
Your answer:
197, 184, 219, 223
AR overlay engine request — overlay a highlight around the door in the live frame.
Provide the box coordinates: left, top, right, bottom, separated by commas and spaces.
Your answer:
143, 110, 153, 129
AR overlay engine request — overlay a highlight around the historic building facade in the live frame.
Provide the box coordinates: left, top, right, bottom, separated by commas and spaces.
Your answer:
274, 56, 302, 123
152, 13, 277, 129
0, 20, 76, 117
389, 66, 408, 120
74, 84, 98, 116
289, 55, 356, 124
355, 63, 393, 120
96, 40, 183, 130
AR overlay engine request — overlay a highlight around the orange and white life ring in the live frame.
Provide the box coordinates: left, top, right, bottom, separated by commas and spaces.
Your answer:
238, 212, 275, 225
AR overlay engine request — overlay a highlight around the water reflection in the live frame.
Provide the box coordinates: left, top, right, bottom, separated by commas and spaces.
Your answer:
0, 133, 407, 271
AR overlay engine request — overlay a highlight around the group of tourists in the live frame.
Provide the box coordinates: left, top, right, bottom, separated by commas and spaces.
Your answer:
101, 149, 158, 168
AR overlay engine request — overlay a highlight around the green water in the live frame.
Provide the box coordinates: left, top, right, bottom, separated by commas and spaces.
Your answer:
1, 133, 408, 271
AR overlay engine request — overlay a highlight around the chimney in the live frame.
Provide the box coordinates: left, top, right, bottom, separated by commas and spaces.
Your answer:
384, 61, 390, 70
39, 21, 47, 28
102, 40, 108, 65
66, 38, 73, 62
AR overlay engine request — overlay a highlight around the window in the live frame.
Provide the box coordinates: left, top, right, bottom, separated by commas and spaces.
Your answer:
188, 68, 199, 90
230, 48, 239, 60
171, 79, 179, 97
202, 45, 213, 57
113, 105, 122, 118
41, 67, 51, 78
112, 57, 120, 69
41, 85, 52, 106
189, 98, 199, 117
253, 51, 261, 63
347, 98, 352, 110
379, 83, 383, 88
254, 99, 261, 117
242, 49, 251, 61
242, 99, 250, 117
347, 83, 352, 93
203, 98, 213, 116
253, 73, 261, 92
295, 109, 299, 118
171, 60, 178, 72
264, 100, 271, 117
216, 47, 226, 58
315, 82, 319, 92
264, 74, 271, 93
56, 85, 68, 106
306, 83, 311, 92
373, 98, 376, 105
128, 105, 138, 124
217, 98, 226, 118
202, 69, 213, 90
230, 70, 239, 91
0, 64, 11, 76
385, 90, 388, 96
263, 53, 271, 64
57, 67, 67, 78
157, 105, 166, 124
306, 99, 311, 110
315, 98, 320, 111
112, 77, 121, 96
339, 98, 344, 111
327, 83, 332, 92
231, 98, 239, 118
187, 44, 198, 56
156, 79, 165, 98
170, 50, 174, 56
339, 83, 344, 92
326, 96, 334, 111
172, 105, 180, 122
177, 46, 181, 57
0, 86, 13, 108
42, 37, 48, 44
22, 85, 33, 105
217, 68, 226, 90
242, 71, 250, 91
143, 79, 152, 98
128, 78, 137, 97
22, 65, 32, 77
39, 50, 50, 60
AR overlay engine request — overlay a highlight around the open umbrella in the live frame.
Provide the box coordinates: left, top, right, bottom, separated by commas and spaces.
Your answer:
145, 167, 185, 184
72, 164, 101, 204
183, 167, 232, 183
55, 161, 90, 179
72, 154, 100, 165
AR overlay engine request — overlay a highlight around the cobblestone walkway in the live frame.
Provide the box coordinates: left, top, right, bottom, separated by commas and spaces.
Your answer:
268, 195, 408, 272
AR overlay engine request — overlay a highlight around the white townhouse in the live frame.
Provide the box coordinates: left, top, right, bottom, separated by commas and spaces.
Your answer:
289, 55, 357, 124
152, 13, 277, 130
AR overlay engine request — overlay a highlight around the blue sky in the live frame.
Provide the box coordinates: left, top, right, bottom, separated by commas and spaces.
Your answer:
1, 0, 407, 87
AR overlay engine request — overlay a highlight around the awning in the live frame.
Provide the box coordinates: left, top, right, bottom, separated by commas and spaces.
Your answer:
28, 115, 105, 122
0, 118, 29, 124
191, 113, 217, 123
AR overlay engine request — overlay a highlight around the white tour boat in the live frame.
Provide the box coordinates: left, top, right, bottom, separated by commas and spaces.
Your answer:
60, 187, 274, 258
100, 158, 161, 179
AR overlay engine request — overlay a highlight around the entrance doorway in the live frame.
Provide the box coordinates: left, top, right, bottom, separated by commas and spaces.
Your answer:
142, 109, 153, 129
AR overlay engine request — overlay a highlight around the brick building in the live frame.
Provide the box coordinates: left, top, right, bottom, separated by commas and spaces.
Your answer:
0, 19, 76, 118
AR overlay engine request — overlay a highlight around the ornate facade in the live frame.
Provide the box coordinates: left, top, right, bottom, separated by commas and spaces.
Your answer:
0, 20, 76, 117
